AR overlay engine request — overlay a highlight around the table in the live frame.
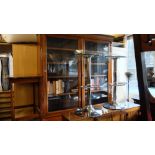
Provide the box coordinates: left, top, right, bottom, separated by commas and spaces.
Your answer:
9, 76, 41, 120
62, 102, 140, 121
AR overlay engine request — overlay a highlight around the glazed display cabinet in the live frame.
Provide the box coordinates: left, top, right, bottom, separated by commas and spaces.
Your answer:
39, 34, 113, 120
46, 37, 79, 112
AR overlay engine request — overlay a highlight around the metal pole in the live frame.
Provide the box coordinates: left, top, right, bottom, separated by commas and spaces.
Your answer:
127, 78, 129, 102
113, 58, 117, 104
87, 56, 92, 105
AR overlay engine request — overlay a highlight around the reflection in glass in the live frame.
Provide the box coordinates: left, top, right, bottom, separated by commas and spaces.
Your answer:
127, 36, 139, 101
144, 51, 155, 97
47, 37, 79, 112
85, 41, 109, 105
47, 37, 78, 49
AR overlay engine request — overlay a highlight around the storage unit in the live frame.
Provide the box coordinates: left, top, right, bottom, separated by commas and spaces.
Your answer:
10, 44, 41, 120
62, 103, 140, 121
39, 34, 113, 120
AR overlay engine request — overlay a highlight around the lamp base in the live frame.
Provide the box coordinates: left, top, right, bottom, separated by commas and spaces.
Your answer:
86, 105, 103, 118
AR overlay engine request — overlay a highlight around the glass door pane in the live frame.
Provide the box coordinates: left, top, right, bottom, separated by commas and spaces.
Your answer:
47, 37, 78, 112
47, 37, 78, 49
85, 41, 109, 105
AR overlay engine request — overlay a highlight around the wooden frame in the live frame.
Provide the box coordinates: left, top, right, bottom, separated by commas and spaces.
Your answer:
133, 34, 155, 120
9, 76, 41, 120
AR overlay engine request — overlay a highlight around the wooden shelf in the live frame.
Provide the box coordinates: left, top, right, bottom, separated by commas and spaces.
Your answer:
85, 90, 108, 95
91, 63, 106, 65
9, 75, 41, 83
47, 47, 76, 52
91, 75, 107, 77
48, 62, 77, 65
0, 90, 11, 93
48, 76, 78, 79
15, 113, 40, 121
14, 104, 34, 109
91, 90, 108, 93
47, 107, 75, 116
48, 92, 77, 97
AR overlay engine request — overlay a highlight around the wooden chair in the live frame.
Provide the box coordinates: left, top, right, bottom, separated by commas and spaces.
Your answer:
133, 34, 155, 120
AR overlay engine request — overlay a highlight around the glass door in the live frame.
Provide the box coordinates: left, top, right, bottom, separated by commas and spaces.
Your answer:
84, 40, 109, 105
46, 36, 79, 112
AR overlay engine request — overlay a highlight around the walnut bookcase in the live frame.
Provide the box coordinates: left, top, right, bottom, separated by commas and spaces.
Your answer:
39, 34, 113, 120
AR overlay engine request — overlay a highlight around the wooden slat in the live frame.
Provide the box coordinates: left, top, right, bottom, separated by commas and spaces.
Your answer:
40, 35, 48, 114
0, 106, 11, 110
0, 98, 11, 102
0, 92, 11, 98
15, 113, 40, 121
46, 34, 113, 42
0, 117, 11, 121
47, 47, 75, 51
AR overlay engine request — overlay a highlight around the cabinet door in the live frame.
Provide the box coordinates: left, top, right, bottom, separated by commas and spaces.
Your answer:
84, 40, 109, 105
46, 36, 79, 112
12, 44, 40, 76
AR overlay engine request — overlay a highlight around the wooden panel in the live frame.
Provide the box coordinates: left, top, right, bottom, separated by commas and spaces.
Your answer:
0, 98, 11, 103
12, 44, 40, 76
40, 35, 48, 114
15, 114, 40, 121
46, 34, 113, 42
42, 116, 62, 121
14, 84, 33, 106
42, 108, 74, 121
15, 107, 34, 119
133, 35, 152, 120
125, 107, 140, 121
0, 91, 11, 98
62, 105, 140, 121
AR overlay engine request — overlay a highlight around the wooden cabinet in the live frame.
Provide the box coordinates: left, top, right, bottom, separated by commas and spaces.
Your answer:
62, 103, 140, 121
39, 34, 113, 120
11, 44, 41, 119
